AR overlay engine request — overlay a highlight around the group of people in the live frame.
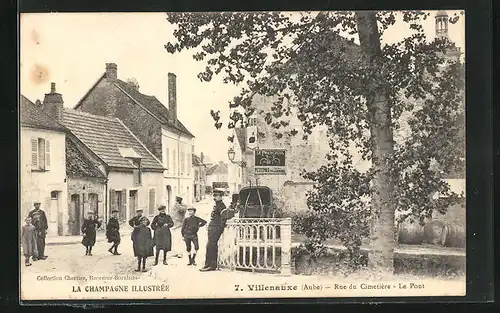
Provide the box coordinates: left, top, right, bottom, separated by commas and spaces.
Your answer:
21, 202, 49, 266
21, 191, 233, 272
126, 191, 230, 272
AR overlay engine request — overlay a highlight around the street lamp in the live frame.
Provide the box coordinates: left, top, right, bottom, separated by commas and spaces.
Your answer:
227, 147, 246, 167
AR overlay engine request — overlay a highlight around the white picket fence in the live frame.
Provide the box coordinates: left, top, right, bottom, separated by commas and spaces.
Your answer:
218, 218, 292, 275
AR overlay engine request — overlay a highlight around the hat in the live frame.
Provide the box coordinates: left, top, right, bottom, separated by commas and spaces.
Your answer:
34, 201, 41, 205
176, 196, 183, 202
135, 208, 144, 213
111, 209, 119, 213
157, 205, 166, 211
187, 207, 196, 212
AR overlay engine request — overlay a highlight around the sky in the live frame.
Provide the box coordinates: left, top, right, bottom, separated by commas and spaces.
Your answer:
20, 11, 464, 163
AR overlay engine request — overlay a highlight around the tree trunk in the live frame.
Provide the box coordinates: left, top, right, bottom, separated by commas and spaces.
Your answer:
355, 11, 396, 274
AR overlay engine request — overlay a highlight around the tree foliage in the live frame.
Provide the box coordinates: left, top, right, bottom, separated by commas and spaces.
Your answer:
165, 11, 464, 271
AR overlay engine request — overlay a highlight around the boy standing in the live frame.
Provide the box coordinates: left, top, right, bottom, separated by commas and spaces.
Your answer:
181, 207, 207, 266
106, 209, 121, 255
81, 211, 102, 256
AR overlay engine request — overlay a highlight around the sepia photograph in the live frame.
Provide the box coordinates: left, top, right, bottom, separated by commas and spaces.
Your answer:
19, 10, 466, 301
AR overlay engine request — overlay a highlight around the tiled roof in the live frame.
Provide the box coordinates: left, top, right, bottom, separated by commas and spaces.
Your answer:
62, 109, 164, 171
234, 128, 246, 151
114, 79, 194, 138
20, 95, 66, 132
206, 162, 228, 176
66, 136, 106, 179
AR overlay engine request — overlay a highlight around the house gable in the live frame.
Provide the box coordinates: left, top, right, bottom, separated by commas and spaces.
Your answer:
66, 134, 107, 180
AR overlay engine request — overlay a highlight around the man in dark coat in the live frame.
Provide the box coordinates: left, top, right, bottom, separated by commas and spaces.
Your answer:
129, 208, 149, 228
151, 205, 174, 265
200, 190, 227, 271
106, 209, 121, 255
181, 207, 207, 266
28, 201, 48, 261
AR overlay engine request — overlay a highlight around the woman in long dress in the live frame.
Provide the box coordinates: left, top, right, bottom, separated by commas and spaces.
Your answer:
81, 211, 102, 256
151, 205, 174, 265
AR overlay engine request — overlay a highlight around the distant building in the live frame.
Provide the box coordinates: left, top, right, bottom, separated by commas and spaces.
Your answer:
73, 63, 195, 211
192, 152, 207, 202
206, 161, 229, 193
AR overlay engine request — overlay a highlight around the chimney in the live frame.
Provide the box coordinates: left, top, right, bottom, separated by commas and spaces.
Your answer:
43, 82, 64, 122
106, 63, 117, 80
168, 73, 177, 124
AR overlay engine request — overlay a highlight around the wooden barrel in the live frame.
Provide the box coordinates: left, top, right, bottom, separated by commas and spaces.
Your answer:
423, 220, 446, 245
397, 220, 424, 245
440, 224, 466, 248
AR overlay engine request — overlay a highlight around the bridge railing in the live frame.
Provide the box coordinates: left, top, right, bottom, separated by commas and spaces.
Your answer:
218, 218, 292, 275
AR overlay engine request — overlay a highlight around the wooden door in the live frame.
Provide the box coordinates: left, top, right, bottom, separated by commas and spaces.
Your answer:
69, 194, 81, 235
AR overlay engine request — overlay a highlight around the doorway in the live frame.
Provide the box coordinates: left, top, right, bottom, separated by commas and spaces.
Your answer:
88, 193, 98, 216
69, 194, 81, 235
50, 191, 62, 236
129, 190, 138, 218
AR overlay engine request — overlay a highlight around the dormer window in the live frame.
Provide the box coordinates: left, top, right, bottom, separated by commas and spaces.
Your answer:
118, 147, 143, 186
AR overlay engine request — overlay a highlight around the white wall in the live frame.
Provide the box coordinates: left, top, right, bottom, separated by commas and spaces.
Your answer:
107, 171, 164, 220
161, 127, 194, 205
20, 127, 67, 237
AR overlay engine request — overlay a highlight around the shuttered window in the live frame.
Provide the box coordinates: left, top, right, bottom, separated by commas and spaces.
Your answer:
30, 137, 51, 171
166, 148, 170, 171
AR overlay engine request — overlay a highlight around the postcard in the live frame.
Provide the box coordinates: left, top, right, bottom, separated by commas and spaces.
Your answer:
19, 10, 466, 301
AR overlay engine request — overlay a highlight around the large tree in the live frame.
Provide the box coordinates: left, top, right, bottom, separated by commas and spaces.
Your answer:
165, 11, 464, 274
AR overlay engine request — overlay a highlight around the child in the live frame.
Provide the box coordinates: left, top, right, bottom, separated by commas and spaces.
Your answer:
131, 216, 154, 272
181, 207, 207, 266
81, 211, 102, 256
106, 209, 121, 255
21, 216, 38, 266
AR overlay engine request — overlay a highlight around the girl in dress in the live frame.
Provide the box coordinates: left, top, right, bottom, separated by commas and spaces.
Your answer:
21, 216, 38, 266
131, 216, 154, 272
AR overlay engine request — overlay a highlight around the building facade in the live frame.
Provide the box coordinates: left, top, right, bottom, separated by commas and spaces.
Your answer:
73, 63, 195, 213
40, 82, 166, 225
20, 95, 68, 237
192, 153, 207, 202
206, 161, 229, 193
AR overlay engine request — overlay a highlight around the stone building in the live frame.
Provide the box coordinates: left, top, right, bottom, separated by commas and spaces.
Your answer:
73, 63, 195, 211
40, 82, 165, 224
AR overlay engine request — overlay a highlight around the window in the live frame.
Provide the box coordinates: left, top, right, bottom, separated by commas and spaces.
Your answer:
31, 137, 51, 171
166, 147, 170, 171
173, 149, 177, 175
132, 159, 142, 186
180, 148, 185, 175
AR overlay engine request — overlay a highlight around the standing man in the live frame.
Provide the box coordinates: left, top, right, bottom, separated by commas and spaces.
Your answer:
129, 208, 149, 227
151, 205, 174, 265
200, 190, 227, 272
106, 209, 121, 255
28, 201, 48, 261
172, 197, 187, 228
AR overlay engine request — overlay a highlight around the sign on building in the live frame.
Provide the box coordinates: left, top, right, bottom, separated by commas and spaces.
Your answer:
254, 149, 286, 175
